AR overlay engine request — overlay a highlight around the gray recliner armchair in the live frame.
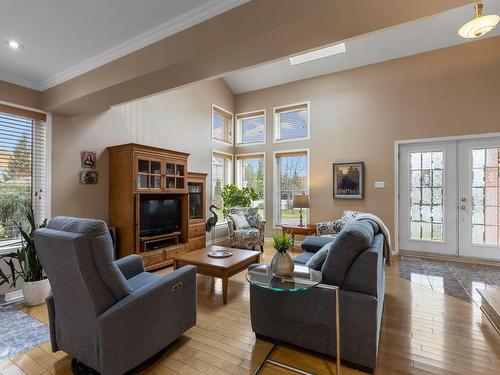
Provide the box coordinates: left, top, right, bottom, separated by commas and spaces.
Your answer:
34, 216, 197, 375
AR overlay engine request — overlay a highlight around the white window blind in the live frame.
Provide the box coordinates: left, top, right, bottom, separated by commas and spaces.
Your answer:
212, 151, 233, 221
0, 109, 47, 251
274, 103, 309, 142
274, 150, 308, 226
236, 154, 265, 218
212, 106, 233, 144
236, 111, 265, 145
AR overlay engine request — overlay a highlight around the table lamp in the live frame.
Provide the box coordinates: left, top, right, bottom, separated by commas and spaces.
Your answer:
292, 193, 309, 227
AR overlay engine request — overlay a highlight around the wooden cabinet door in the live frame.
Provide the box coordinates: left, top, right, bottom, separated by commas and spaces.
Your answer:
134, 154, 162, 192
164, 160, 187, 193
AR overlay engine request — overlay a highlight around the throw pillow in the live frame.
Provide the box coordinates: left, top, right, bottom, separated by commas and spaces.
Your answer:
305, 244, 330, 270
230, 213, 250, 229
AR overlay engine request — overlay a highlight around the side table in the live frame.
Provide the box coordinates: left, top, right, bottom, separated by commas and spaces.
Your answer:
247, 264, 340, 375
281, 224, 316, 243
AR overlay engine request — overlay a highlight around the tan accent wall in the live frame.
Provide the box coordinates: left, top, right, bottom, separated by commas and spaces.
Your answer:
234, 36, 500, 238
51, 78, 234, 221
0, 80, 41, 110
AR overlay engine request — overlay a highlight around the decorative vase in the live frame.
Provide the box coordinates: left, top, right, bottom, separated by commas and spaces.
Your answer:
22, 278, 51, 306
271, 251, 294, 277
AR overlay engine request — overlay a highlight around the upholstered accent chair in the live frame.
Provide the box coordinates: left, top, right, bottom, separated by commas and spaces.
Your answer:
316, 210, 364, 238
227, 207, 265, 251
34, 216, 197, 375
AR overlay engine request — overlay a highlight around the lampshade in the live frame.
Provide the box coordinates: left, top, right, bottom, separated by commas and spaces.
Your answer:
458, 2, 499, 39
292, 194, 310, 209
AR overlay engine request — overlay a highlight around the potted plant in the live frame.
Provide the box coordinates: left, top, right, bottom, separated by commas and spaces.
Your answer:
270, 232, 295, 277
220, 184, 258, 217
0, 206, 49, 306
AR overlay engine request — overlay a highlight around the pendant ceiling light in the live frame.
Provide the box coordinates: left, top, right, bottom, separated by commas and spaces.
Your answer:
458, 1, 499, 39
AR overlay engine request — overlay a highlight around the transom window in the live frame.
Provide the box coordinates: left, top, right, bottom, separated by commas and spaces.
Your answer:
236, 153, 265, 218
212, 105, 233, 145
274, 150, 309, 226
236, 110, 265, 145
410, 151, 444, 241
273, 102, 309, 143
471, 147, 500, 245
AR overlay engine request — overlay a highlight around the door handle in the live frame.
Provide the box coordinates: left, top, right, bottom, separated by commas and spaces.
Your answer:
460, 205, 466, 210
460, 197, 467, 202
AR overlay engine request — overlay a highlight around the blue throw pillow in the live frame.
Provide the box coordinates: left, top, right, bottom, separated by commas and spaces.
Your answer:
305, 244, 330, 270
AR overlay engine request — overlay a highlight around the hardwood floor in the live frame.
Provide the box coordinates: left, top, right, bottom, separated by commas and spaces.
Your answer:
1, 245, 499, 375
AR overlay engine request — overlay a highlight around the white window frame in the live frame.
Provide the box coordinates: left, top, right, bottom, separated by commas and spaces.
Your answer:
211, 149, 234, 223
273, 148, 310, 228
273, 101, 310, 144
0, 104, 52, 254
212, 104, 234, 146
235, 109, 266, 147
235, 152, 266, 220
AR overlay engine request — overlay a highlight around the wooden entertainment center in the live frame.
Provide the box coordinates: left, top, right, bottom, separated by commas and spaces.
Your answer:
108, 143, 207, 270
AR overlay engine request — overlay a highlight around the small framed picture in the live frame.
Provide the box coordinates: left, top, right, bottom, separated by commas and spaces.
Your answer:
81, 151, 97, 168
333, 161, 364, 199
80, 171, 98, 184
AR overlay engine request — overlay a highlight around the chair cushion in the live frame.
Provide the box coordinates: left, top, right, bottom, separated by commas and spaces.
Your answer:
321, 221, 374, 287
230, 213, 250, 229
301, 236, 334, 253
293, 251, 315, 265
305, 244, 330, 270
47, 216, 132, 301
229, 207, 260, 228
127, 272, 161, 291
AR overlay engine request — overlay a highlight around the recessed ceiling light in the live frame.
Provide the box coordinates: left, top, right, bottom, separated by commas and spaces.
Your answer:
289, 43, 346, 65
7, 40, 24, 49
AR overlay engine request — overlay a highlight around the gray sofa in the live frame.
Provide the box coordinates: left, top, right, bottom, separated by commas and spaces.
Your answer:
250, 220, 385, 370
34, 216, 197, 375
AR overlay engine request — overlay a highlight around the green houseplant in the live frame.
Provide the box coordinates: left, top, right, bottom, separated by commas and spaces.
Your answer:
0, 205, 49, 306
220, 184, 258, 217
270, 232, 294, 277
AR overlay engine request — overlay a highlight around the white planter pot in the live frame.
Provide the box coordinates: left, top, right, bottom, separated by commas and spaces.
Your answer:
22, 278, 51, 306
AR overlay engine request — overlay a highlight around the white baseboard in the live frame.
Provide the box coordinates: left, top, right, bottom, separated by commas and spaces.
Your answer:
4, 289, 24, 303
206, 235, 229, 246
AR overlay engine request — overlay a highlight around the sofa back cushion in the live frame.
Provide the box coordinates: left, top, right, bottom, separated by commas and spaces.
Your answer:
321, 220, 374, 287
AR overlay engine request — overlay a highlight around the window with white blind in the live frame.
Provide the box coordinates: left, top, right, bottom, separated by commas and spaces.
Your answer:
273, 150, 309, 226
236, 153, 265, 219
236, 110, 265, 145
273, 102, 309, 143
212, 151, 233, 222
0, 107, 48, 252
212, 105, 233, 145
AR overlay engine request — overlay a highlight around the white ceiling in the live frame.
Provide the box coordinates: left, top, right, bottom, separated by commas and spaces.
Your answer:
224, 0, 500, 94
0, 0, 248, 90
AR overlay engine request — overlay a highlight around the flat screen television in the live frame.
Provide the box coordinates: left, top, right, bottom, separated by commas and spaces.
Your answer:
140, 196, 180, 236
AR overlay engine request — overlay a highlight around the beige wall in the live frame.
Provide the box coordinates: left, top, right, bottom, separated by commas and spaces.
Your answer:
235, 36, 500, 239
51, 78, 234, 222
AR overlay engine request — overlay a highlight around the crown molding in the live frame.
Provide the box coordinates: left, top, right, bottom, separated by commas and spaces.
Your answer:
13, 0, 248, 91
0, 71, 41, 91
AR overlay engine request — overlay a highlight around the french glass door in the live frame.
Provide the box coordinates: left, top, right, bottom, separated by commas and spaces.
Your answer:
399, 137, 500, 260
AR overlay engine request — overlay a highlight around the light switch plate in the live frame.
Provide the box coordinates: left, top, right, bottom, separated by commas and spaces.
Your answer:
374, 181, 385, 189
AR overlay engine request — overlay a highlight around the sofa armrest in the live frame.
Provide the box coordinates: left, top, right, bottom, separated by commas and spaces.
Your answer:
114, 254, 144, 280
316, 219, 344, 236
97, 265, 196, 374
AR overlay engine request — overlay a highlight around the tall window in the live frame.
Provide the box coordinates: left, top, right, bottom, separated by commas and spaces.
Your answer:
212, 151, 233, 221
212, 105, 233, 145
0, 109, 47, 251
236, 153, 265, 218
236, 110, 265, 145
274, 150, 309, 226
274, 102, 309, 143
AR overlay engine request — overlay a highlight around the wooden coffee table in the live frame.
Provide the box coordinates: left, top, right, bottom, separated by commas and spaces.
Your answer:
173, 246, 260, 305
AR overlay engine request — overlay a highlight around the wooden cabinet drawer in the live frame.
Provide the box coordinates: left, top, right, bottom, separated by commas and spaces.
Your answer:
189, 223, 205, 239
187, 236, 206, 252
142, 251, 164, 268
165, 245, 185, 259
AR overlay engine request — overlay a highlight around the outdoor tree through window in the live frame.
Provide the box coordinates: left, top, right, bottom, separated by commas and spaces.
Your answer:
236, 154, 265, 218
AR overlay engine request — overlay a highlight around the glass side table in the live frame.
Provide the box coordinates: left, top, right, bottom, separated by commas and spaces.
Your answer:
247, 264, 341, 375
